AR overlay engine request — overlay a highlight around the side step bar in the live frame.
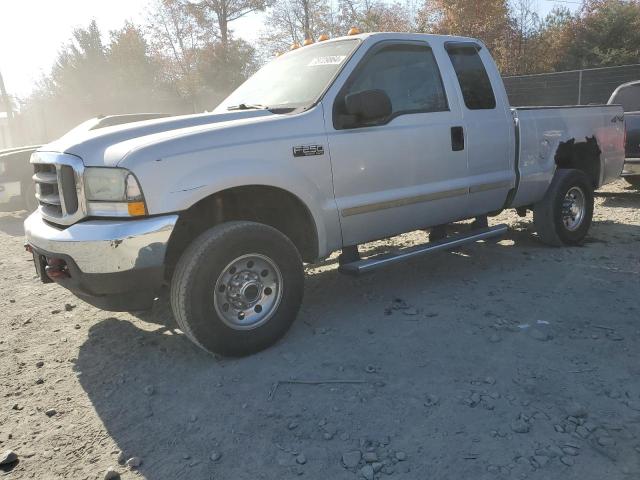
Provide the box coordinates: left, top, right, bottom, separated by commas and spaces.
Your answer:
338, 224, 508, 276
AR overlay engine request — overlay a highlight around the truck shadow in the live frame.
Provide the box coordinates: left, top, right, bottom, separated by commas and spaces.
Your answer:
0, 210, 28, 237
596, 189, 640, 209
132, 288, 177, 327
71, 220, 640, 479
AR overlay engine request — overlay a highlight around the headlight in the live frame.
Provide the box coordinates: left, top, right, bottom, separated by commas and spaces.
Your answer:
84, 168, 147, 217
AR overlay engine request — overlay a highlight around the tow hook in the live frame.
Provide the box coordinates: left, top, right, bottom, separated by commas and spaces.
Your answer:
45, 258, 70, 280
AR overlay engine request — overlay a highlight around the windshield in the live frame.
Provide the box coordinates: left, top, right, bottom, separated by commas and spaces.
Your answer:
216, 39, 360, 111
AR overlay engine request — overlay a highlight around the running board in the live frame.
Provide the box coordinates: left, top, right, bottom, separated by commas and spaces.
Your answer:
338, 224, 508, 276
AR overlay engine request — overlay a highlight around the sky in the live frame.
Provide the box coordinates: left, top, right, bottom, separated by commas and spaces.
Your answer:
0, 0, 580, 99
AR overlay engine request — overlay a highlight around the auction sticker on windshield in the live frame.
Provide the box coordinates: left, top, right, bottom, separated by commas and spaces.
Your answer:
308, 56, 347, 66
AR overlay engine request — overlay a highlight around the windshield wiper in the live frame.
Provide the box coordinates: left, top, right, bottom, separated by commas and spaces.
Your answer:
226, 103, 269, 111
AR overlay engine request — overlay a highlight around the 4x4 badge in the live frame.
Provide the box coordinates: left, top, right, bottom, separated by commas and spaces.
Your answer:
293, 145, 324, 157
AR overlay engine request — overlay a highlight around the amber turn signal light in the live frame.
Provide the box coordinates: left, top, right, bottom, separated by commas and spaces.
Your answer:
127, 201, 147, 216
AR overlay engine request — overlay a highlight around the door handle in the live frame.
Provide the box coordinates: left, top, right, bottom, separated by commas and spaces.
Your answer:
451, 126, 464, 151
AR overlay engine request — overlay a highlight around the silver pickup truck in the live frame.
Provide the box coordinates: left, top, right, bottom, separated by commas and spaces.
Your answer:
24, 33, 625, 356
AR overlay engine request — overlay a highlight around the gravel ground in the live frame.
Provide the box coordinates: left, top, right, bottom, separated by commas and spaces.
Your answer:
1, 180, 639, 480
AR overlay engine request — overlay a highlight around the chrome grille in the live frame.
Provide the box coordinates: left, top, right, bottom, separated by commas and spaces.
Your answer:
33, 163, 63, 217
30, 152, 86, 226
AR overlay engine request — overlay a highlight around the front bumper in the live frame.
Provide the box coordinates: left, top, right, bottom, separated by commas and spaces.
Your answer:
622, 158, 640, 176
25, 212, 178, 311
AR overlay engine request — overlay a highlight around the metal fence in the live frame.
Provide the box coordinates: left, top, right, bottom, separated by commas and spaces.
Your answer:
503, 64, 640, 107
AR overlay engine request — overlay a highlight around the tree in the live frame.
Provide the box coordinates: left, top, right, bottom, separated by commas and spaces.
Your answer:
529, 7, 577, 73
513, 1, 640, 73
338, 0, 413, 33
197, 38, 258, 105
49, 19, 110, 108
107, 22, 179, 112
560, 0, 640, 69
416, 0, 510, 70
182, 0, 263, 105
505, 0, 541, 74
19, 20, 115, 140
260, 0, 334, 55
147, 0, 208, 109
187, 0, 270, 49
109, 23, 159, 91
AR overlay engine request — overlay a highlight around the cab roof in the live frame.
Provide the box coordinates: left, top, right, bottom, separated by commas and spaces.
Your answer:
319, 32, 483, 47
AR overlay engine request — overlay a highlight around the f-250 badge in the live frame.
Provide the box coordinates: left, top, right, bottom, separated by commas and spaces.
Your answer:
293, 145, 324, 157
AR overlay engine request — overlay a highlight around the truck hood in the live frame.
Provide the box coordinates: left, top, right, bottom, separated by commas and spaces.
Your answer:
39, 109, 277, 167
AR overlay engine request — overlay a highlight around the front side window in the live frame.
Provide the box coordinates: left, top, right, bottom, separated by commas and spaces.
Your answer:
446, 45, 496, 110
216, 39, 360, 112
335, 43, 449, 128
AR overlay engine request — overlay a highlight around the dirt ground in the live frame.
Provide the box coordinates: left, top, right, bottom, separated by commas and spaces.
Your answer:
1, 180, 639, 480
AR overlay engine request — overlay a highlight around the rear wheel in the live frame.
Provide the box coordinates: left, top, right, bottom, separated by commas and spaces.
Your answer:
170, 221, 304, 356
624, 176, 640, 188
533, 169, 594, 246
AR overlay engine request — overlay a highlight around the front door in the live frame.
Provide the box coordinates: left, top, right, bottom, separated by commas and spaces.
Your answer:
323, 40, 470, 246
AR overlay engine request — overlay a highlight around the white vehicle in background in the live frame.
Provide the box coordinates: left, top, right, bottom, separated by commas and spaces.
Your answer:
0, 114, 170, 212
24, 32, 625, 356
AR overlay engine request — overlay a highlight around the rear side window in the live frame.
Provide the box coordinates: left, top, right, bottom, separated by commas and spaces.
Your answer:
446, 45, 496, 110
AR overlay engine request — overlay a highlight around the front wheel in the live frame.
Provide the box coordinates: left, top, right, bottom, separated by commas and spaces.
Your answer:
533, 169, 594, 246
170, 221, 304, 356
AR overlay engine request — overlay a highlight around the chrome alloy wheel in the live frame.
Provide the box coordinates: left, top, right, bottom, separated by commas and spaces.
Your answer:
214, 254, 283, 330
562, 186, 586, 231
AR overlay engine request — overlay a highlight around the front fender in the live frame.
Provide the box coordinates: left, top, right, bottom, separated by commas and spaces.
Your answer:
139, 156, 340, 258
120, 106, 341, 258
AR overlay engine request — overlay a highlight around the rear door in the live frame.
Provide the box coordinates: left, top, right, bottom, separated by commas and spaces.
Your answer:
444, 42, 515, 215
323, 40, 470, 246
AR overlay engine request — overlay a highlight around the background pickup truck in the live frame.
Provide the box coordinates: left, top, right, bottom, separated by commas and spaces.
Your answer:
608, 80, 640, 187
24, 33, 625, 356
0, 114, 169, 212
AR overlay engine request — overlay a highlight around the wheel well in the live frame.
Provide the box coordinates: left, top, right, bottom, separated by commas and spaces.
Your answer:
165, 186, 319, 276
554, 136, 601, 188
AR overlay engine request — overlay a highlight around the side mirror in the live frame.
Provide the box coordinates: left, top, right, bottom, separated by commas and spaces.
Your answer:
344, 89, 392, 124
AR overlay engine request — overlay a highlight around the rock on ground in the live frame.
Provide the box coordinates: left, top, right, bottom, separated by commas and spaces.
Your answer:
0, 450, 18, 465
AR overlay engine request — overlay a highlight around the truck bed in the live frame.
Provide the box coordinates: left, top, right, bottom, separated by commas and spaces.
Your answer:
511, 104, 625, 208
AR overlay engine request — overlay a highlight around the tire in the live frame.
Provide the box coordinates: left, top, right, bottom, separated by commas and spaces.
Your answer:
533, 169, 594, 246
170, 221, 304, 356
624, 176, 640, 188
